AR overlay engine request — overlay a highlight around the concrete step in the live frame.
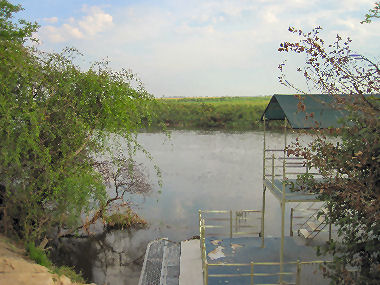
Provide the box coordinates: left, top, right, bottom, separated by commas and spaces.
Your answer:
299, 228, 311, 238
318, 215, 326, 223
307, 221, 319, 231
321, 207, 329, 214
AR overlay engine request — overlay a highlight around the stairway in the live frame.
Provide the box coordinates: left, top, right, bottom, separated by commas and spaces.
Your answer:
298, 205, 329, 239
290, 202, 321, 236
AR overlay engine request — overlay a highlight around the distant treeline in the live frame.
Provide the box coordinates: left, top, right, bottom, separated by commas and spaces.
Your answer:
148, 96, 280, 130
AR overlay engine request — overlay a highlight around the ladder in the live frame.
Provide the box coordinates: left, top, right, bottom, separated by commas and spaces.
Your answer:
298, 204, 329, 240
290, 202, 321, 236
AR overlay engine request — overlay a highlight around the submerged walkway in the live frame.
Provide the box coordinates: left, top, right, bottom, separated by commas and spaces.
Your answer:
204, 236, 330, 285
139, 236, 330, 285
179, 240, 203, 285
138, 238, 202, 285
138, 239, 181, 285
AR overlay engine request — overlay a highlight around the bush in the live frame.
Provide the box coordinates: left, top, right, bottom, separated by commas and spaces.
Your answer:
26, 242, 52, 268
104, 208, 148, 231
0, 1, 157, 242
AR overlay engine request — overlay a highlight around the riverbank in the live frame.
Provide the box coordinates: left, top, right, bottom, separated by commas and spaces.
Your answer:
0, 234, 94, 285
149, 96, 280, 130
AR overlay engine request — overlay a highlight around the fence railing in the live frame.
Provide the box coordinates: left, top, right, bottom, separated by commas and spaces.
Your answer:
199, 210, 261, 239
199, 210, 330, 285
263, 149, 322, 181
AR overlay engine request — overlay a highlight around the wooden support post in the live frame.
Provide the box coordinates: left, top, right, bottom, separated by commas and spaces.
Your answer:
283, 119, 287, 181
261, 115, 266, 247
230, 210, 233, 239
204, 263, 208, 285
290, 208, 294, 236
261, 186, 266, 248
328, 204, 332, 242
284, 119, 288, 154
296, 260, 301, 285
235, 211, 238, 233
198, 210, 202, 249
250, 262, 254, 285
280, 199, 285, 284
272, 154, 275, 184
263, 116, 266, 181
280, 157, 286, 284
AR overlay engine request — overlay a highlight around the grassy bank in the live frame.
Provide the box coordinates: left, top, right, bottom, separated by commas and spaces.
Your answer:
149, 96, 273, 130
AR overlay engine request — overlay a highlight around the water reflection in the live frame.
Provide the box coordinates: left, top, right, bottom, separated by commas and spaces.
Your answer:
131, 130, 288, 241
60, 130, 315, 285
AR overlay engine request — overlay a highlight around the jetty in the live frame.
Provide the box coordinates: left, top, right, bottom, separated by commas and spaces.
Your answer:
139, 94, 350, 285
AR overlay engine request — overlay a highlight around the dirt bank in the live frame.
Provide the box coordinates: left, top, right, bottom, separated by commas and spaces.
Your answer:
0, 234, 95, 285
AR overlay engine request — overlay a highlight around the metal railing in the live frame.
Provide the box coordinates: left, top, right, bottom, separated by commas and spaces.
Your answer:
199, 210, 330, 285
199, 210, 261, 239
264, 150, 321, 181
263, 150, 324, 200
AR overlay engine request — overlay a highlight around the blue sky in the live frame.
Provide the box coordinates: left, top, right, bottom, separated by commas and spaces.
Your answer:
17, 0, 380, 97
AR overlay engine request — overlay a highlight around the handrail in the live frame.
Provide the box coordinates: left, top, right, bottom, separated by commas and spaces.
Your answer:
199, 211, 331, 285
199, 209, 261, 240
297, 203, 329, 239
266, 178, 317, 197
263, 150, 324, 189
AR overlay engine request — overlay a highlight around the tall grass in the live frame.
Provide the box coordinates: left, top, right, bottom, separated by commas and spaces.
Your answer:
26, 242, 85, 283
149, 96, 272, 130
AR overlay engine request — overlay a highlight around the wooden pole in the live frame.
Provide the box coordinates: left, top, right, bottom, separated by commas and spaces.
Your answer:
290, 208, 294, 236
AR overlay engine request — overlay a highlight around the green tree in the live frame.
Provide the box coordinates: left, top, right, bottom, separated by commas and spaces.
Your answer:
0, 0, 157, 242
361, 2, 380, 24
278, 26, 379, 284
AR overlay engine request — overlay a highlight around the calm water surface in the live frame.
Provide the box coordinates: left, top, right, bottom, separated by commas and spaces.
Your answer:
131, 130, 289, 240
70, 130, 311, 285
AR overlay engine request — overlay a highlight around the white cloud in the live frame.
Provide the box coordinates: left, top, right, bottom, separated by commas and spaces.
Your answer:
40, 26, 64, 43
43, 17, 58, 24
62, 24, 83, 39
262, 6, 279, 24
78, 6, 113, 36
35, 0, 380, 97
39, 6, 113, 43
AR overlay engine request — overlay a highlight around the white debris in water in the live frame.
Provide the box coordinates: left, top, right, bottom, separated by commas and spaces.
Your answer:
210, 239, 221, 246
208, 246, 225, 260
231, 243, 243, 250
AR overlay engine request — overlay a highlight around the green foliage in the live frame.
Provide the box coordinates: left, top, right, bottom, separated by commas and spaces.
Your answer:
26, 242, 85, 283
26, 242, 52, 268
53, 266, 85, 284
361, 2, 380, 24
103, 208, 148, 231
0, 0, 38, 42
279, 27, 379, 284
150, 97, 272, 130
0, 0, 157, 242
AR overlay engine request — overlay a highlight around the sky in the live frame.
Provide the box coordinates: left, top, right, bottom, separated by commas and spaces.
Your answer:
17, 0, 380, 98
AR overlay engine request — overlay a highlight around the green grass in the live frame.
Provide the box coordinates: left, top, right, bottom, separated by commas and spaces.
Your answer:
26, 242, 52, 268
162, 96, 270, 104
149, 96, 274, 130
104, 209, 148, 230
26, 242, 85, 283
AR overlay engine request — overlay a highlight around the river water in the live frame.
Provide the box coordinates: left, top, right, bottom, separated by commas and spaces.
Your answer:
58, 130, 311, 285
131, 130, 287, 240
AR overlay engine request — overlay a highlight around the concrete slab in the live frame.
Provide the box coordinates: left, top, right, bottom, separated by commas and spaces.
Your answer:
204, 236, 331, 285
179, 239, 203, 285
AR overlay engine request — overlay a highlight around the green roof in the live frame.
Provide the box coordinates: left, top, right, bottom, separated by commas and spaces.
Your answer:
261, 94, 347, 129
